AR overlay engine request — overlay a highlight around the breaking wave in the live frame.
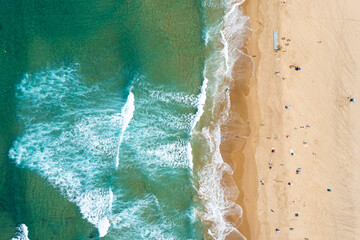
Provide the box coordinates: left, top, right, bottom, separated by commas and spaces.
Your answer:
11, 224, 30, 240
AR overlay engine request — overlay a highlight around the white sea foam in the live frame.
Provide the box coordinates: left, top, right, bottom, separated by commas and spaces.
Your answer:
187, 142, 194, 170
188, 77, 209, 171
108, 193, 184, 240
148, 89, 198, 107
11, 224, 30, 240
195, 0, 251, 239
221, 0, 251, 78
115, 91, 135, 169
197, 126, 244, 240
191, 77, 208, 131
9, 65, 126, 237
10, 65, 198, 238
123, 81, 196, 169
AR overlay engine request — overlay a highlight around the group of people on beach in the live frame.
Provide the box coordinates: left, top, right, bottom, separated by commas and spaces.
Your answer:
265, 58, 356, 238
265, 52, 355, 238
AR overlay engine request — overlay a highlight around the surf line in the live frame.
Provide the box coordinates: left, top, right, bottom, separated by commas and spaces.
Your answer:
115, 89, 135, 169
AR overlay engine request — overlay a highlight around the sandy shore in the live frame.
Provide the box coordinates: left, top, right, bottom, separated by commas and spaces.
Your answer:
227, 0, 360, 239
219, 0, 261, 239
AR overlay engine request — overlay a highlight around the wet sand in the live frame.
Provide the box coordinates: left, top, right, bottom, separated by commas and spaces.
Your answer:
228, 0, 360, 239
219, 0, 261, 239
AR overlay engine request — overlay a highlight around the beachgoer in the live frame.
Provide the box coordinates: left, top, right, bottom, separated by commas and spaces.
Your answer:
350, 97, 355, 103
327, 189, 332, 192
285, 105, 290, 109
275, 229, 280, 234
272, 148, 276, 153
295, 213, 299, 217
288, 182, 293, 186
290, 228, 294, 231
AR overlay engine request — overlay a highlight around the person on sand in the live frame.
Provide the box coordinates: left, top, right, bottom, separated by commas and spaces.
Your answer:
289, 64, 301, 71
269, 159, 273, 169
275, 229, 280, 234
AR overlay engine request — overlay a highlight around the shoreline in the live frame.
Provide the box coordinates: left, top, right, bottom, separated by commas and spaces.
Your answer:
219, 0, 262, 239
237, 0, 262, 239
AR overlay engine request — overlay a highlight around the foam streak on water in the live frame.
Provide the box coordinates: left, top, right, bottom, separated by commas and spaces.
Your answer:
115, 91, 135, 169
191, 76, 208, 131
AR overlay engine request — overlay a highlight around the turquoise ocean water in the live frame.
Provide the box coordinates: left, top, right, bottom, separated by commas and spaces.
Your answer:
0, 0, 250, 239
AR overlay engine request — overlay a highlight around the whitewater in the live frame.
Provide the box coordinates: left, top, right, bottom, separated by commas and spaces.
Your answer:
9, 64, 201, 239
7, 0, 251, 239
193, 0, 251, 239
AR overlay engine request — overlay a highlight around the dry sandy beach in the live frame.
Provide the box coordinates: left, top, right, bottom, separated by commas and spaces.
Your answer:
223, 0, 360, 239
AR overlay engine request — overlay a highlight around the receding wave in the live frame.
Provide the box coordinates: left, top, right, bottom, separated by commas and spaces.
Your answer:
193, 0, 251, 239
